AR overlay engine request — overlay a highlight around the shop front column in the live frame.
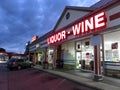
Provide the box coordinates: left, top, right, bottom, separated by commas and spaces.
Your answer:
91, 35, 103, 81
33, 51, 36, 64
44, 48, 47, 62
28, 52, 30, 60
93, 45, 103, 81
33, 51, 37, 64
53, 46, 57, 69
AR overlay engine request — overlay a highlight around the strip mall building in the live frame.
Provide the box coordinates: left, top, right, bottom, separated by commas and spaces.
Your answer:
26, 0, 120, 80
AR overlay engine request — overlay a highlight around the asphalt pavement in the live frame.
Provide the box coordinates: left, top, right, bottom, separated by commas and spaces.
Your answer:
33, 65, 120, 90
0, 64, 95, 90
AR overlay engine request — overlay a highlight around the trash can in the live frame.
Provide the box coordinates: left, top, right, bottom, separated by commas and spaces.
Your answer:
90, 61, 94, 70
56, 60, 63, 68
43, 61, 48, 69
81, 60, 85, 69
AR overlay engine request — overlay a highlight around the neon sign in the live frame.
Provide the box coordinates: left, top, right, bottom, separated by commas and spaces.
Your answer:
47, 11, 106, 44
32, 35, 38, 42
72, 12, 106, 35
47, 30, 66, 44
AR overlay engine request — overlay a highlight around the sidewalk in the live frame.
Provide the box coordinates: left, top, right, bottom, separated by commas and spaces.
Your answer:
33, 65, 120, 90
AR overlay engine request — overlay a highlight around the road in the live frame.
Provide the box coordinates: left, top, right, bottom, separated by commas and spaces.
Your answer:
0, 63, 96, 90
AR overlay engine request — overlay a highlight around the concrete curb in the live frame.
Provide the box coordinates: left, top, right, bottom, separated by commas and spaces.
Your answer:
33, 66, 120, 90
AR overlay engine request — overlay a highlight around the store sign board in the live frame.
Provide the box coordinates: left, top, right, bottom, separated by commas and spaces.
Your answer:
47, 30, 66, 44
72, 12, 106, 35
47, 11, 107, 44
32, 35, 38, 42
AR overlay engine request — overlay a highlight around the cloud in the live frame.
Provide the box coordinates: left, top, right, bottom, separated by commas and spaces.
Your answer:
0, 0, 99, 53
67, 0, 100, 7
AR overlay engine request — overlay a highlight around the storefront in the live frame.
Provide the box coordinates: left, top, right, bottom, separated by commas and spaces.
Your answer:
47, 0, 120, 80
28, 31, 54, 66
103, 30, 120, 77
28, 0, 120, 80
28, 35, 41, 64
104, 31, 120, 62
75, 38, 94, 70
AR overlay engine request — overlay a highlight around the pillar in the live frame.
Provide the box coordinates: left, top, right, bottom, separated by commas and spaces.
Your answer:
53, 46, 57, 69
33, 51, 38, 64
28, 52, 30, 60
33, 51, 36, 64
44, 48, 47, 62
93, 45, 103, 81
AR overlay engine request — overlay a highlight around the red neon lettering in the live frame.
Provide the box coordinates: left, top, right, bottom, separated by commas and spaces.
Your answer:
47, 12, 106, 44
95, 12, 106, 28
47, 30, 66, 44
81, 21, 84, 33
72, 21, 85, 35
72, 11, 106, 36
54, 34, 57, 42
72, 23, 81, 35
51, 36, 54, 43
62, 30, 66, 39
85, 17, 94, 32
58, 32, 61, 41
32, 36, 38, 42
47, 38, 50, 44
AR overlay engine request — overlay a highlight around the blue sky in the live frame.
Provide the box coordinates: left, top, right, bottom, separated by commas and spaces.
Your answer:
0, 0, 99, 53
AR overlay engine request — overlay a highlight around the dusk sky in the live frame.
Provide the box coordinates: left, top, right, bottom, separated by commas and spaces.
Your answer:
0, 0, 99, 53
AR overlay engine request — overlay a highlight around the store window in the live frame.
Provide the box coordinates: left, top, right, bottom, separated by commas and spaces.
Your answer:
47, 48, 54, 64
104, 31, 120, 62
62, 42, 75, 64
38, 51, 43, 64
76, 39, 94, 70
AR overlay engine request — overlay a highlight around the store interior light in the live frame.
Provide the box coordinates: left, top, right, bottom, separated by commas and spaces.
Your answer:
49, 49, 53, 52
85, 45, 89, 48
105, 41, 114, 44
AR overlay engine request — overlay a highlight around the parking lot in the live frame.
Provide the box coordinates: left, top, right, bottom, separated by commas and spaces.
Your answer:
0, 63, 95, 90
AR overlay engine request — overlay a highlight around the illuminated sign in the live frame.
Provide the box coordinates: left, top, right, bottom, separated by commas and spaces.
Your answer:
47, 11, 107, 44
32, 35, 38, 42
72, 12, 106, 35
47, 30, 66, 44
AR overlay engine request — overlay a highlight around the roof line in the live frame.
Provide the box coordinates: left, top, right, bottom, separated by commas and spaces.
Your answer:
53, 6, 95, 32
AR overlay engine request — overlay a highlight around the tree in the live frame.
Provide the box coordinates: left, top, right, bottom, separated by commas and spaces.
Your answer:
0, 48, 6, 52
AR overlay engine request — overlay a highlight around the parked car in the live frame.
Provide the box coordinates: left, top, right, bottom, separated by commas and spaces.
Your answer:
7, 58, 34, 70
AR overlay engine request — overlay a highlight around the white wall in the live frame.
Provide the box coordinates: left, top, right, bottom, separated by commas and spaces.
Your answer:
106, 4, 120, 28
56, 10, 90, 31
